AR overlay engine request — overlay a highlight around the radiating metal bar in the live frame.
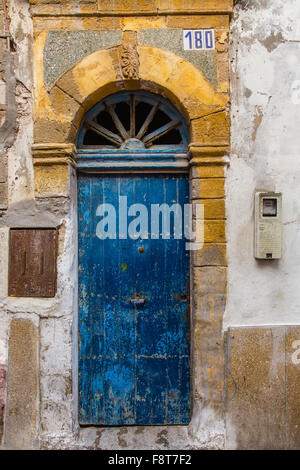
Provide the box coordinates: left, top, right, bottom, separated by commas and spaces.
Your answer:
104, 102, 129, 141
86, 120, 122, 146
130, 95, 135, 138
136, 103, 160, 140
142, 119, 180, 146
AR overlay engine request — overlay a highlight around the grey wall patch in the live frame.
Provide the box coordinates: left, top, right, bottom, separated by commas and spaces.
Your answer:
138, 29, 217, 88
44, 30, 122, 89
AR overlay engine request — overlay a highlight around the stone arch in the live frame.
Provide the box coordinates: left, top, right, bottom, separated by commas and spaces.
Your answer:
31, 43, 229, 438
33, 45, 229, 146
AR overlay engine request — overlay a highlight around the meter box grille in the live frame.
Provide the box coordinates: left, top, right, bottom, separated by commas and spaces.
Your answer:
254, 192, 282, 260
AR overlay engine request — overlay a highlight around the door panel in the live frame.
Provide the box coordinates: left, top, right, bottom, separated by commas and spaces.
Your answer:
78, 174, 190, 425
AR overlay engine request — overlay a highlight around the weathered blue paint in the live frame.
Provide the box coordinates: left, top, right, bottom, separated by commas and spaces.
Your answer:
76, 150, 189, 171
78, 174, 191, 425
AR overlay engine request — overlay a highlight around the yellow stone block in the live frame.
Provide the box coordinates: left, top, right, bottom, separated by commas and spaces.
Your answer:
98, 0, 157, 12
217, 58, 230, 92
33, 32, 52, 120
33, 17, 123, 33
193, 243, 227, 267
167, 15, 229, 29
99, 17, 123, 30
139, 46, 178, 86
34, 118, 77, 144
159, 0, 233, 13
193, 199, 226, 219
49, 86, 83, 122
191, 111, 230, 144
71, 50, 117, 104
192, 178, 225, 199
123, 16, 166, 30
34, 164, 70, 196
190, 165, 225, 178
286, 326, 300, 447
182, 99, 226, 121
204, 220, 226, 243
95, 0, 233, 13
30, 2, 97, 17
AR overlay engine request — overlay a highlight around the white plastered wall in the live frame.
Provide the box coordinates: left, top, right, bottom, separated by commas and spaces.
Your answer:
225, 0, 300, 327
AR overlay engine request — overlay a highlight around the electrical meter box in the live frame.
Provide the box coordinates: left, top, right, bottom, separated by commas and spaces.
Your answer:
254, 192, 282, 259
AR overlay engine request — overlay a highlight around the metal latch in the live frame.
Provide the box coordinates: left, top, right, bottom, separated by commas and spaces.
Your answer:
130, 298, 145, 305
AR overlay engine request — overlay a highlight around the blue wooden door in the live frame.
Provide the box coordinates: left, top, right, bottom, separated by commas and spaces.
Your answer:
78, 174, 190, 425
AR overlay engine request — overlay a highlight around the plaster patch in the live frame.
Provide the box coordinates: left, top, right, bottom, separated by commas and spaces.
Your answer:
260, 31, 284, 52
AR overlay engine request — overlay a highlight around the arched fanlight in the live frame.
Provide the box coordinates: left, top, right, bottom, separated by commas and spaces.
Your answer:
77, 91, 189, 151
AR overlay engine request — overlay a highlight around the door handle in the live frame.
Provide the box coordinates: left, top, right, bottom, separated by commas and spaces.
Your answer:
130, 298, 145, 305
